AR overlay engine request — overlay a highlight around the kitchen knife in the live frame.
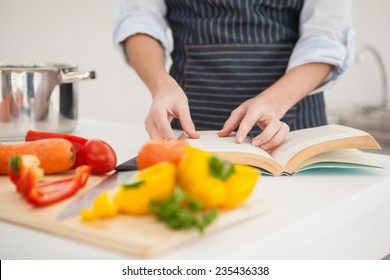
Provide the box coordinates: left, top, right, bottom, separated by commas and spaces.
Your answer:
114, 156, 138, 171
58, 158, 138, 219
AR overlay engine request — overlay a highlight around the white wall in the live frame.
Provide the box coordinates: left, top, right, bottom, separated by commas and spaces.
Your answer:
326, 0, 390, 110
0, 0, 150, 125
1, 0, 389, 126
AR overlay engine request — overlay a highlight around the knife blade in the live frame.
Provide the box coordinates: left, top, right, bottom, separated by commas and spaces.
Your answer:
58, 169, 137, 220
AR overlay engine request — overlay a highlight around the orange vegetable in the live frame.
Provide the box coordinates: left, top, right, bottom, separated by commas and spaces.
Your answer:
136, 140, 186, 170
0, 138, 75, 174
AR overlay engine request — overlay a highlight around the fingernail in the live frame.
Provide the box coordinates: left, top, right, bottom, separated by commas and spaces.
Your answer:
237, 136, 243, 144
252, 140, 262, 147
260, 144, 268, 151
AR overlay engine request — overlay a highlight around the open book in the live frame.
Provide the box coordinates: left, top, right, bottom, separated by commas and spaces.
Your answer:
182, 124, 383, 176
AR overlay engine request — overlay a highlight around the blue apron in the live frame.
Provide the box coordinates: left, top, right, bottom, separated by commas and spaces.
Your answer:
165, 0, 327, 136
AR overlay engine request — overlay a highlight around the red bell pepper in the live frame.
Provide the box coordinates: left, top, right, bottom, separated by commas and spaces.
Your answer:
27, 165, 91, 206
8, 155, 91, 207
8, 155, 44, 197
25, 130, 88, 169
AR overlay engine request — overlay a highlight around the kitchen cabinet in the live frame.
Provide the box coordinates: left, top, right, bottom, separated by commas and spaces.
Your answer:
1, 120, 390, 259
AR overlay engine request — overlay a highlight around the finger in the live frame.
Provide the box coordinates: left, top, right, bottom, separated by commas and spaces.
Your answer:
235, 113, 258, 144
145, 117, 163, 140
251, 118, 281, 147
177, 106, 199, 139
257, 122, 290, 151
218, 107, 245, 137
155, 112, 177, 140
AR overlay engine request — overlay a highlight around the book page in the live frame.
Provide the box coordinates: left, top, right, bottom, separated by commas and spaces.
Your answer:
297, 149, 383, 170
186, 131, 274, 160
270, 124, 371, 167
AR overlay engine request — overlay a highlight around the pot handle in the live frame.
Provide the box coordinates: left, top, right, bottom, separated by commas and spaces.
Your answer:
60, 70, 96, 84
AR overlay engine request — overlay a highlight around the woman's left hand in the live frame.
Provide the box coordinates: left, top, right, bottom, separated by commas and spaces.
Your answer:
218, 95, 289, 152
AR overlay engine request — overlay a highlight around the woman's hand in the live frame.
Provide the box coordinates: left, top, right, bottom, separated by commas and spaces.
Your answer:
124, 35, 198, 140
218, 62, 334, 151
218, 95, 289, 152
145, 74, 199, 140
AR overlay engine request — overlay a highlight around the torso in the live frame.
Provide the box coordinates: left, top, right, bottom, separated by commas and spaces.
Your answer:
165, 0, 326, 134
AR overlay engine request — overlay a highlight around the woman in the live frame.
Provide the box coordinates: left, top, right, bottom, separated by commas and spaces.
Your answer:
113, 0, 354, 151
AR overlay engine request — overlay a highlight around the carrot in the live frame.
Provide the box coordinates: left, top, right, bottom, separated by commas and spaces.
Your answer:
0, 139, 75, 175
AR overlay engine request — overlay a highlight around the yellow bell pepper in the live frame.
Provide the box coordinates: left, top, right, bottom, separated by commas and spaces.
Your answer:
81, 161, 176, 220
220, 164, 260, 208
177, 146, 260, 209
176, 145, 211, 190
80, 192, 118, 221
114, 161, 176, 215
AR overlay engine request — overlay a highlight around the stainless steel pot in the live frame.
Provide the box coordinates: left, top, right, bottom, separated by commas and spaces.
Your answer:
0, 63, 95, 141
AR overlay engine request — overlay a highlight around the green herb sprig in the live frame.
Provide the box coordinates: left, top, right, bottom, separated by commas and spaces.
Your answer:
150, 188, 218, 233
208, 156, 235, 181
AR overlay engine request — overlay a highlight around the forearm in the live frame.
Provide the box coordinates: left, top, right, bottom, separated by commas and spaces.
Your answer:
258, 63, 333, 119
124, 34, 171, 97
124, 34, 198, 139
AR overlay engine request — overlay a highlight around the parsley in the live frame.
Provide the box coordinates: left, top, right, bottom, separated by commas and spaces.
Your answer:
150, 188, 218, 233
208, 156, 235, 181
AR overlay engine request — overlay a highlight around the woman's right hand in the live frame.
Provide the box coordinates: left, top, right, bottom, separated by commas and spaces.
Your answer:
123, 34, 198, 140
145, 74, 199, 140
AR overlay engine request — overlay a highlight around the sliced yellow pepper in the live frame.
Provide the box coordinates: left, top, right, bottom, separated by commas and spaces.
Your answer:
81, 161, 176, 220
114, 161, 176, 215
81, 192, 118, 221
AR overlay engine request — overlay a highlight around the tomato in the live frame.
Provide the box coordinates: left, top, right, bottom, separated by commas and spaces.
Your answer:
82, 139, 117, 174
136, 140, 186, 170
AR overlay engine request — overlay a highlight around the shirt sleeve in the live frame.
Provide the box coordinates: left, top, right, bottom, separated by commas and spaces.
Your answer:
287, 0, 355, 93
112, 0, 170, 62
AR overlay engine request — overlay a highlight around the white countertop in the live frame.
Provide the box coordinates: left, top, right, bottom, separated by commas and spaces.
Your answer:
1, 119, 390, 260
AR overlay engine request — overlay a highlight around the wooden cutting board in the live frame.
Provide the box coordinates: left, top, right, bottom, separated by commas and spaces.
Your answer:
0, 174, 269, 257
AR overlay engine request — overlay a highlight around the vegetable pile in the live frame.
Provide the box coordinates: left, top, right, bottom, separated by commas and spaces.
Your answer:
4, 130, 117, 206
3, 131, 260, 232
25, 130, 117, 175
81, 140, 260, 232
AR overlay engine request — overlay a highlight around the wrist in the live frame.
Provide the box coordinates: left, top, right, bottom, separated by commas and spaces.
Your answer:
150, 72, 173, 97
255, 90, 290, 120
255, 63, 333, 120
